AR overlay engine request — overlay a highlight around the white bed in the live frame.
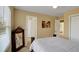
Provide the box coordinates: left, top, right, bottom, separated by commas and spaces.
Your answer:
30, 37, 79, 52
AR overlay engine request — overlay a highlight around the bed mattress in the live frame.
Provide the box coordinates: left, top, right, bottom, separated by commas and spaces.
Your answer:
30, 37, 79, 52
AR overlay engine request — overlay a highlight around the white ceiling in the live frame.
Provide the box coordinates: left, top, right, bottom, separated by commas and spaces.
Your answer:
15, 6, 79, 16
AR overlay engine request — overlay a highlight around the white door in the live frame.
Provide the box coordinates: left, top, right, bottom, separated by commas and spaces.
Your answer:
70, 15, 79, 41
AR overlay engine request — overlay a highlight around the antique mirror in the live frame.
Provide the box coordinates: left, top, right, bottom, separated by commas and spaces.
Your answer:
12, 27, 25, 52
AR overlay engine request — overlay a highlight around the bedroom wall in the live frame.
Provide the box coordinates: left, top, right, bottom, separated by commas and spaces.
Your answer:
59, 16, 64, 20
10, 7, 15, 30
64, 8, 79, 39
14, 9, 55, 39
37, 15, 55, 38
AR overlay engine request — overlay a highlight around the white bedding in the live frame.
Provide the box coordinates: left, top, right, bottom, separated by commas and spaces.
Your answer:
30, 37, 79, 52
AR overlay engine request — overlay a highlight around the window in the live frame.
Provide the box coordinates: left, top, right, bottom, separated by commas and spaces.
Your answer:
60, 20, 64, 36
0, 7, 4, 35
60, 22, 64, 32
0, 6, 11, 51
26, 16, 37, 39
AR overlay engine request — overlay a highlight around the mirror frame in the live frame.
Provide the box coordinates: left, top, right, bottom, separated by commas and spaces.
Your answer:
11, 27, 25, 52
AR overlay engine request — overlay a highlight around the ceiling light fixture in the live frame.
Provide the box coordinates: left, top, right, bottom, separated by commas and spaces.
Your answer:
52, 6, 58, 9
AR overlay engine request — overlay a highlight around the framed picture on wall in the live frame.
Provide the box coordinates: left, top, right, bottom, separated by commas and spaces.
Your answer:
42, 21, 45, 28
46, 21, 51, 28
42, 21, 51, 28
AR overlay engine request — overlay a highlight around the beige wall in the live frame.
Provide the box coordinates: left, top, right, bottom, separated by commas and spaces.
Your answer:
14, 9, 55, 39
59, 16, 64, 20
10, 6, 15, 30
64, 8, 79, 39
37, 15, 55, 38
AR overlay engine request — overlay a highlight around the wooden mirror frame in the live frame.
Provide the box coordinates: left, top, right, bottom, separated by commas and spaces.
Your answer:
11, 27, 25, 52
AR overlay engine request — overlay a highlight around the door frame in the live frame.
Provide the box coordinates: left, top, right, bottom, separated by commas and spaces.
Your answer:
69, 14, 79, 40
